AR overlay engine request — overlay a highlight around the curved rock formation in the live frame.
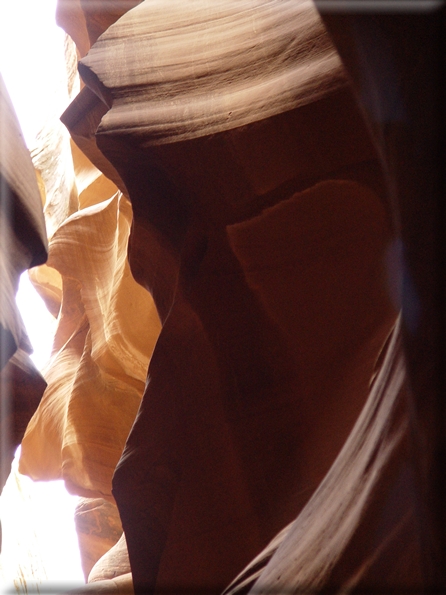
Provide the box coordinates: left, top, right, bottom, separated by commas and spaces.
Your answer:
20, 191, 160, 501
88, 533, 131, 583
56, 0, 143, 59
75, 497, 124, 580
224, 317, 422, 594
15, 33, 160, 575
0, 74, 48, 495
0, 350, 46, 494
313, 6, 446, 587
0, 75, 47, 369
9, 0, 443, 593
78, 0, 347, 143
68, 1, 403, 593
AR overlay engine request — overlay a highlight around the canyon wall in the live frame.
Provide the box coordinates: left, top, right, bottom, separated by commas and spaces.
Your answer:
0, 75, 48, 497
3, 1, 443, 593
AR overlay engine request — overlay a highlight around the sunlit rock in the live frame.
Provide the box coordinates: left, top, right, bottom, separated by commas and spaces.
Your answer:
10, 0, 442, 593
66, 572, 133, 595
69, 1, 415, 592
88, 533, 131, 583
0, 74, 48, 493
26, 28, 80, 241
19, 192, 161, 498
18, 48, 160, 571
75, 497, 123, 580
56, 0, 143, 58
79, 0, 347, 144
0, 75, 47, 369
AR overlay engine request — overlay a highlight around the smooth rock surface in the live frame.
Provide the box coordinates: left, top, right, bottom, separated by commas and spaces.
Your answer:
75, 497, 123, 580
0, 350, 46, 493
0, 74, 48, 492
314, 6, 446, 586
88, 533, 131, 583
10, 1, 442, 594
224, 318, 423, 593
19, 191, 161, 499
70, 2, 408, 592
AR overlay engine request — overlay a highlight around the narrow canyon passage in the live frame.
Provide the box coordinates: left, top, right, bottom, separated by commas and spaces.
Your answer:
0, 1, 444, 594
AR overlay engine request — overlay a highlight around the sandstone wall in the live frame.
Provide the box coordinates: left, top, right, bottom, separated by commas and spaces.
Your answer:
8, 1, 444, 593
0, 74, 48, 495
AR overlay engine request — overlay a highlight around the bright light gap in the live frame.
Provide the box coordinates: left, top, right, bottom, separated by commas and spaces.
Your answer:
0, 0, 84, 591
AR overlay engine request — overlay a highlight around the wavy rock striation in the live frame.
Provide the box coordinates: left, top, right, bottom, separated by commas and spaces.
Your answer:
16, 35, 160, 576
0, 75, 48, 495
12, 0, 442, 593
20, 191, 160, 497
68, 1, 410, 593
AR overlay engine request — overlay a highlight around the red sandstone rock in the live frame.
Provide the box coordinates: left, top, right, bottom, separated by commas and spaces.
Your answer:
71, 2, 404, 592
0, 75, 48, 494
8, 1, 442, 593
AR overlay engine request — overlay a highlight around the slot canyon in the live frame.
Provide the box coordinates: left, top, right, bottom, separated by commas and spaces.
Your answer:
0, 1, 444, 593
